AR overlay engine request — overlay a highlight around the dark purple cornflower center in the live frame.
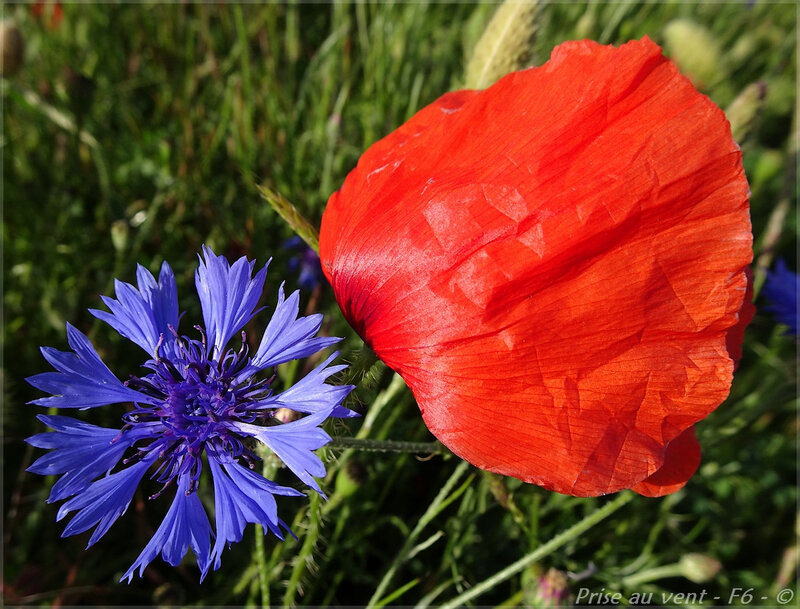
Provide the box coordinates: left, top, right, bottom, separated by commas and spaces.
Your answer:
121, 327, 274, 497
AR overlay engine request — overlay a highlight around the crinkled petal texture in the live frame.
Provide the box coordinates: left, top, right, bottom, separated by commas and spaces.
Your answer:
319, 38, 753, 497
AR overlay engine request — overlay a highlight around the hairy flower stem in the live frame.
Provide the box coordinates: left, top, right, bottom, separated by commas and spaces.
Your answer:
283, 491, 322, 607
327, 438, 447, 455
276, 374, 411, 602
439, 491, 635, 609
323, 373, 408, 484
253, 525, 269, 606
254, 462, 278, 608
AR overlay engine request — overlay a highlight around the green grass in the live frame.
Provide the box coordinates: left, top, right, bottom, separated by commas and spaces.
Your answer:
3, 2, 796, 606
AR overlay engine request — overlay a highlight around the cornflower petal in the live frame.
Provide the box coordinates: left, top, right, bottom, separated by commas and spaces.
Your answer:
27, 246, 353, 580
762, 258, 798, 335
233, 409, 333, 496
26, 415, 133, 502
57, 459, 152, 547
247, 284, 341, 373
26, 323, 156, 408
122, 474, 213, 583
195, 244, 268, 356
206, 458, 301, 577
135, 262, 181, 346
89, 262, 180, 357
284, 236, 325, 291
252, 351, 357, 418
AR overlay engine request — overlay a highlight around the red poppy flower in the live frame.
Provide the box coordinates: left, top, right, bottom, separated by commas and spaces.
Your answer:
319, 38, 752, 497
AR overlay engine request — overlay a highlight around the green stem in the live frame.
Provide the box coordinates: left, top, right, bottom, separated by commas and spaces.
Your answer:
282, 492, 322, 607
438, 491, 635, 609
253, 526, 269, 607
327, 438, 447, 454
753, 197, 791, 296
367, 461, 471, 608
355, 373, 406, 440
233, 5, 256, 170
255, 462, 278, 607
621, 563, 683, 588
324, 373, 408, 483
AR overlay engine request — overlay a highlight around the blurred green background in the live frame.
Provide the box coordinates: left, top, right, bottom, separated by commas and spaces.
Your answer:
3, 2, 796, 606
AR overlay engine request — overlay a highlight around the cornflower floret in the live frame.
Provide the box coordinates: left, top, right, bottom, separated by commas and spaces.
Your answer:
762, 258, 799, 336
26, 245, 355, 581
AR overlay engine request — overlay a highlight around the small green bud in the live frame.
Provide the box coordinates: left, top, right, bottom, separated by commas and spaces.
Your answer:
729, 33, 758, 68
726, 82, 766, 143
679, 553, 722, 583
574, 12, 596, 39
750, 148, 784, 189
464, 0, 539, 89
1, 20, 24, 77
110, 219, 130, 253
662, 19, 724, 90
763, 76, 794, 119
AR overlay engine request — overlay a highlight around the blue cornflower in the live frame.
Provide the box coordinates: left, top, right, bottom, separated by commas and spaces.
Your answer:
284, 235, 324, 291
762, 257, 799, 335
26, 246, 355, 582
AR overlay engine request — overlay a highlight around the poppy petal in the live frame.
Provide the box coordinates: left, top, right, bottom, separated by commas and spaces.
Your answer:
726, 267, 755, 369
630, 426, 701, 497
319, 38, 752, 496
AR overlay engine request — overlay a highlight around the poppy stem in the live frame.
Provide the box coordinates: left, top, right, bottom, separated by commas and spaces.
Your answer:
327, 437, 448, 455
438, 491, 636, 609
